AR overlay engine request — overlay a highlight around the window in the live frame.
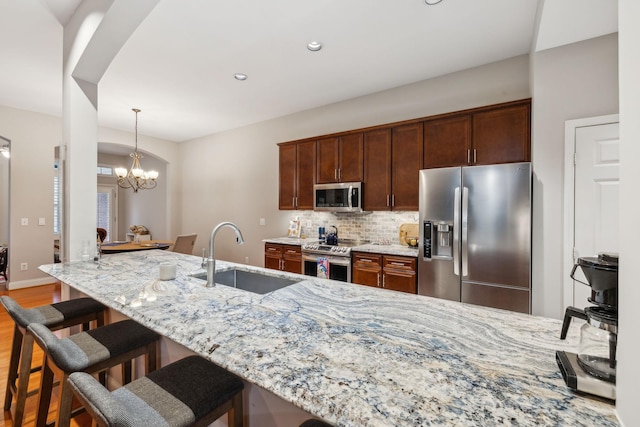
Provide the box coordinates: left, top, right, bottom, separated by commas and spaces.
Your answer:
97, 165, 113, 176
53, 161, 61, 235
97, 186, 117, 242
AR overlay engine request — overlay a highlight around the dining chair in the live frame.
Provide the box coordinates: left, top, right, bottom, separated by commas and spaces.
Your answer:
96, 228, 107, 243
0, 247, 7, 280
172, 234, 197, 255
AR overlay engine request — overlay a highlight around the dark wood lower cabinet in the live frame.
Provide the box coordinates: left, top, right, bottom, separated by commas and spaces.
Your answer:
352, 252, 416, 294
264, 243, 301, 274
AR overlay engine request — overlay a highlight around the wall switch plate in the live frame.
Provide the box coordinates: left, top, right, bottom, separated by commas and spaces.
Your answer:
20, 262, 28, 271
39, 218, 46, 226
21, 218, 28, 226
259, 218, 266, 226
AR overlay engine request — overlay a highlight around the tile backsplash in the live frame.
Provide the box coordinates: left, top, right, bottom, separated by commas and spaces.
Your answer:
290, 211, 419, 244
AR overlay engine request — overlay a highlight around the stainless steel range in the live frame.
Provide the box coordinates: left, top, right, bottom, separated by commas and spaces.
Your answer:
301, 238, 367, 283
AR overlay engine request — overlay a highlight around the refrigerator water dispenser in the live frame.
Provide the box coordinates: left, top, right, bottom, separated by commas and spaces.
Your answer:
423, 221, 453, 259
436, 222, 453, 257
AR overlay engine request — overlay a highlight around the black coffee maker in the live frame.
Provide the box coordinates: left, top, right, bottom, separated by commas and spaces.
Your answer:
556, 253, 618, 400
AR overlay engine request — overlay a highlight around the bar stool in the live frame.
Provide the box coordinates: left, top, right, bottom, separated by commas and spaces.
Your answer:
68, 355, 244, 427
28, 319, 160, 427
300, 420, 333, 427
1, 295, 106, 427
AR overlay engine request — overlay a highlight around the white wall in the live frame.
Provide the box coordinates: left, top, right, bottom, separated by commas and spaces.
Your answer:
179, 55, 531, 268
0, 106, 178, 289
616, 0, 640, 424
97, 152, 168, 241
99, 127, 181, 242
530, 34, 619, 319
0, 106, 61, 288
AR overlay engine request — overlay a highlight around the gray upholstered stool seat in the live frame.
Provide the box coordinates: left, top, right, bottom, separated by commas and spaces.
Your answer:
29, 319, 160, 427
300, 419, 333, 427
0, 295, 105, 427
68, 355, 244, 427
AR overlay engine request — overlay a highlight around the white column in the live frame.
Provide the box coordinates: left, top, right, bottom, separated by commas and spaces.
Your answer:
61, 0, 159, 261
616, 0, 640, 424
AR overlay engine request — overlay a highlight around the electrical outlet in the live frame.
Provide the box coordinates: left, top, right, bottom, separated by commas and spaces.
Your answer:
21, 218, 28, 226
20, 262, 28, 271
259, 218, 266, 226
39, 218, 46, 226
245, 256, 249, 264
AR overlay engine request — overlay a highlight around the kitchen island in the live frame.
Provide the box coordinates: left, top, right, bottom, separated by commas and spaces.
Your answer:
40, 250, 618, 426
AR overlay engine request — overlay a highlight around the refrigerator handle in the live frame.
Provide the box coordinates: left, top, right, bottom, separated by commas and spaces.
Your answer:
453, 187, 460, 276
348, 185, 353, 210
461, 186, 469, 277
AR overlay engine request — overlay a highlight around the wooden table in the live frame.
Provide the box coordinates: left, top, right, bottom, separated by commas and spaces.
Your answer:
100, 240, 174, 254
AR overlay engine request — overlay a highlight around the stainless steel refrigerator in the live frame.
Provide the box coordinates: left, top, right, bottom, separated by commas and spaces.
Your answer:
418, 163, 531, 313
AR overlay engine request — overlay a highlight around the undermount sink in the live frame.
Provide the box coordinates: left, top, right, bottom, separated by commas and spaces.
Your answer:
190, 268, 301, 294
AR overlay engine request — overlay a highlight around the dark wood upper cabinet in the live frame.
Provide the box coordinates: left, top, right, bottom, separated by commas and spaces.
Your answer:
278, 144, 297, 210
391, 123, 422, 211
363, 123, 421, 211
472, 102, 531, 165
424, 115, 471, 168
363, 128, 392, 211
279, 99, 530, 210
278, 140, 315, 210
316, 133, 363, 183
296, 140, 316, 209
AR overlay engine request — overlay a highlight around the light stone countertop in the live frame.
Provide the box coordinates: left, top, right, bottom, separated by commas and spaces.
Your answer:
263, 237, 418, 258
351, 243, 419, 257
40, 251, 618, 427
263, 237, 318, 245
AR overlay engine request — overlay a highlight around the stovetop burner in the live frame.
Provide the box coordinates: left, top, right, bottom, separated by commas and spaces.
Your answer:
302, 239, 369, 257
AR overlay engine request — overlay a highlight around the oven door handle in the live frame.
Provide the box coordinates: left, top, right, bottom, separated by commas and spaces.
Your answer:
301, 253, 351, 266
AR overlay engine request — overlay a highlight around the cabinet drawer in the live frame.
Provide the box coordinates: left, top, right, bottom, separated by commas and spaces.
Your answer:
283, 245, 301, 259
353, 252, 382, 266
265, 243, 283, 256
383, 255, 416, 271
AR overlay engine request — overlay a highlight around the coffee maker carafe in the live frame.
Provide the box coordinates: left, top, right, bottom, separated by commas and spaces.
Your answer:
556, 253, 618, 400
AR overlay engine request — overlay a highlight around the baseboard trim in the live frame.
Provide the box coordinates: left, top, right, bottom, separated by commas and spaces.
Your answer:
7, 277, 60, 290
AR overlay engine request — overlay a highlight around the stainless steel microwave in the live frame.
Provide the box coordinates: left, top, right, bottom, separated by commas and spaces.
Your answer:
314, 182, 363, 212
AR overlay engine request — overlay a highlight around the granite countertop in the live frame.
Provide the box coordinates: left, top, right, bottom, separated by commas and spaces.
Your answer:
263, 237, 419, 257
40, 251, 618, 427
352, 243, 419, 257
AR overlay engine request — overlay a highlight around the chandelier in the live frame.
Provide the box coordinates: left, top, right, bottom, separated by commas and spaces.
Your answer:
114, 108, 158, 192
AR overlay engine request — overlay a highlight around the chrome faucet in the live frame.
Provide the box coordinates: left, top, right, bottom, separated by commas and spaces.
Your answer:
206, 222, 244, 287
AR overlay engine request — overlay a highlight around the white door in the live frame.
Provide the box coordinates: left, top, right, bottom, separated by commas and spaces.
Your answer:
571, 122, 619, 308
97, 185, 118, 242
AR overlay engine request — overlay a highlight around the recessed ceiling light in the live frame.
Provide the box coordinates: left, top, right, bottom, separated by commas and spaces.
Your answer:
234, 73, 248, 81
424, 0, 443, 4
307, 41, 323, 52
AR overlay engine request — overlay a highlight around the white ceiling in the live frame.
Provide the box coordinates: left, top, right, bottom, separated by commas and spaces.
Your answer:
0, 0, 617, 143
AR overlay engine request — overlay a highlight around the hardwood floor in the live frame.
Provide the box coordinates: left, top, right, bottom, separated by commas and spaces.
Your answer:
0, 283, 92, 427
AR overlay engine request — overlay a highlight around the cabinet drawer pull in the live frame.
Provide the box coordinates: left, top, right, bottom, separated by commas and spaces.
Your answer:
390, 262, 406, 266
360, 259, 373, 263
